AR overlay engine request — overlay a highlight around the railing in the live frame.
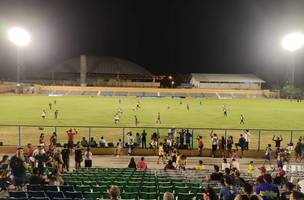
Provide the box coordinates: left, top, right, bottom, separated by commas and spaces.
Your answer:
0, 124, 302, 151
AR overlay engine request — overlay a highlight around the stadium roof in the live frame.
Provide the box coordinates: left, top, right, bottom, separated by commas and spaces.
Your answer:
190, 73, 265, 83
54, 56, 152, 75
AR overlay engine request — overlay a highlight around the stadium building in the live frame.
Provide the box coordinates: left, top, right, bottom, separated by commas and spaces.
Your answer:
29, 55, 162, 87
190, 73, 265, 90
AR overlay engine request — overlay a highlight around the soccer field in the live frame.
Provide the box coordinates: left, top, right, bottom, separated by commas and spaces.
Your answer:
0, 95, 303, 148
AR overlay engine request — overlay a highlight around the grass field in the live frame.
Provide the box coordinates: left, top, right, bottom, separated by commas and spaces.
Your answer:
0, 95, 303, 149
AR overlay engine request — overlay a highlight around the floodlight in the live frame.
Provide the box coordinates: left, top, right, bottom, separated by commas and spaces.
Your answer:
8, 27, 31, 47
281, 32, 304, 52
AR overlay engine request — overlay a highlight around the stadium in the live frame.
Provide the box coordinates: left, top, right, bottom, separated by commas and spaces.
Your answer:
0, 1, 304, 200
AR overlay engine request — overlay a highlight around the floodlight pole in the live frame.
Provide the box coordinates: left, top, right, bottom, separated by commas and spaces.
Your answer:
290, 53, 295, 87
17, 47, 21, 85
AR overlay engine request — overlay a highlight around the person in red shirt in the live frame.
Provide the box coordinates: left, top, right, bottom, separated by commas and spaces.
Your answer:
67, 129, 77, 149
137, 157, 148, 171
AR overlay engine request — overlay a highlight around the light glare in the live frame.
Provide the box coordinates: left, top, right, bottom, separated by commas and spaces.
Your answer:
8, 27, 31, 47
281, 32, 304, 52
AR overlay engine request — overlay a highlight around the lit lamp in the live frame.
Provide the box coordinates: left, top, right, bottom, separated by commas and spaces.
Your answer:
8, 27, 31, 85
281, 32, 304, 86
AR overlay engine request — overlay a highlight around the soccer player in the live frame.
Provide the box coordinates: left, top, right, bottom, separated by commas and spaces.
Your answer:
200, 101, 202, 105
114, 113, 120, 124
223, 105, 227, 117
41, 110, 46, 120
118, 98, 121, 104
49, 102, 52, 110
54, 100, 56, 105
134, 115, 138, 127
240, 114, 245, 124
54, 110, 59, 119
156, 112, 161, 124
136, 101, 141, 110
186, 104, 189, 111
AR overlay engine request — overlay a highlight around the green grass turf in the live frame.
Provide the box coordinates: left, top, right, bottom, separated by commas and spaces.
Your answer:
0, 95, 303, 148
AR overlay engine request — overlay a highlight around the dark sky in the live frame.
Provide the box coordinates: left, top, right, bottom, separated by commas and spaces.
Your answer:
0, 0, 304, 85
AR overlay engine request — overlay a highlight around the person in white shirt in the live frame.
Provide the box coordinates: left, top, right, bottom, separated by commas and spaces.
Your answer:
99, 136, 108, 147
115, 139, 123, 157
230, 158, 240, 171
210, 131, 218, 157
127, 132, 134, 155
84, 148, 92, 168
221, 158, 230, 170
244, 129, 251, 150
41, 110, 46, 120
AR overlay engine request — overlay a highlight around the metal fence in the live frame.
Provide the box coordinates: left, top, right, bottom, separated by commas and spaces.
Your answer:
0, 125, 303, 151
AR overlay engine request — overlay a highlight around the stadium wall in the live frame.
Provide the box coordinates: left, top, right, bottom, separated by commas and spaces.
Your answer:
197, 82, 261, 90
35, 85, 271, 95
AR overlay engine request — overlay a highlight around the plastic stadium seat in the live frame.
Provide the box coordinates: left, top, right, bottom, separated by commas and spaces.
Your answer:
64, 191, 83, 199
92, 185, 107, 193
83, 191, 101, 199
139, 192, 158, 199
124, 186, 140, 193
27, 184, 43, 191
46, 191, 65, 200
158, 186, 173, 193
140, 186, 156, 193
44, 185, 59, 191
75, 185, 91, 193
28, 191, 46, 198
9, 191, 27, 198
29, 197, 50, 200
8, 198, 28, 200
53, 198, 72, 200
176, 193, 194, 200
59, 185, 74, 192
174, 186, 190, 194
121, 192, 138, 199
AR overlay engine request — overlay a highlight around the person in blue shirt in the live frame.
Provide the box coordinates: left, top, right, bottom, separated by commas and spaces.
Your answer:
185, 129, 192, 148
220, 176, 238, 200
256, 174, 279, 200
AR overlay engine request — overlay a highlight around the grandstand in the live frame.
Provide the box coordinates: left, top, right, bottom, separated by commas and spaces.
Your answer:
190, 73, 265, 90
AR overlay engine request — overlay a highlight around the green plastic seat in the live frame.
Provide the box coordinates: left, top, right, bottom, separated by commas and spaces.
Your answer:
92, 185, 108, 193
139, 192, 158, 199
124, 186, 140, 193
176, 192, 194, 200
174, 186, 190, 194
121, 192, 139, 199
83, 191, 101, 200
158, 185, 173, 193
76, 185, 91, 193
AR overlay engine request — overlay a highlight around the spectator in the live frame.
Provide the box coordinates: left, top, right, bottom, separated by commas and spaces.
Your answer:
141, 129, 147, 149
50, 132, 57, 146
221, 158, 230, 171
202, 187, 218, 200
236, 134, 246, 157
234, 170, 246, 187
272, 135, 283, 153
285, 142, 293, 160
48, 168, 63, 186
151, 132, 158, 149
39, 133, 45, 145
34, 144, 48, 175
256, 174, 279, 200
84, 148, 93, 168
109, 185, 120, 200
128, 157, 136, 169
197, 136, 204, 156
256, 165, 267, 183
226, 136, 234, 154
67, 128, 77, 149
164, 160, 176, 170
135, 132, 141, 147
210, 131, 218, 157
25, 143, 35, 159
231, 158, 240, 171
210, 165, 223, 181
157, 143, 165, 164
179, 130, 185, 148
244, 130, 251, 150
53, 148, 63, 172
281, 182, 304, 200
29, 167, 45, 185
127, 132, 134, 155
89, 137, 98, 147
247, 161, 254, 174
220, 176, 238, 200
137, 157, 148, 171
235, 183, 254, 200
74, 146, 82, 169
10, 147, 28, 190
185, 129, 192, 148
99, 136, 107, 147
176, 154, 187, 170
295, 139, 302, 162
231, 149, 238, 160
80, 137, 88, 147
264, 144, 272, 163
0, 155, 9, 170
194, 160, 205, 170
115, 139, 123, 157
220, 136, 226, 152
61, 144, 70, 172
163, 192, 174, 200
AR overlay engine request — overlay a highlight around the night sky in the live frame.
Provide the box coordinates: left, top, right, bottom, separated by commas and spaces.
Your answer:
0, 0, 304, 85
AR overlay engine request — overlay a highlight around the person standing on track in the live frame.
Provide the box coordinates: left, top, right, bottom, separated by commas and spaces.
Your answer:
67, 128, 77, 149
240, 114, 245, 124
156, 112, 161, 124
141, 129, 147, 149
210, 131, 218, 157
134, 115, 138, 127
